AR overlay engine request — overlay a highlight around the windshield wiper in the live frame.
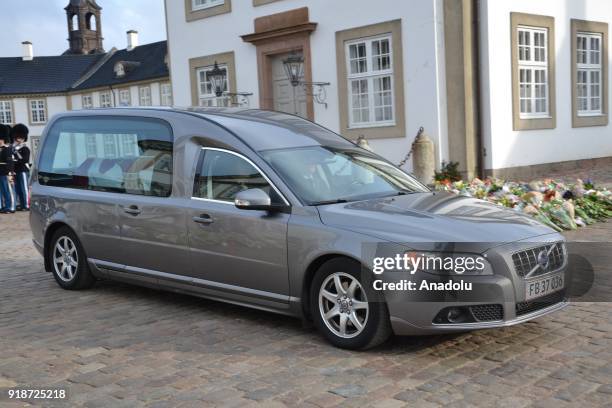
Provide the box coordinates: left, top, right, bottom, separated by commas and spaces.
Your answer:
310, 199, 349, 206
374, 190, 419, 200
394, 190, 419, 196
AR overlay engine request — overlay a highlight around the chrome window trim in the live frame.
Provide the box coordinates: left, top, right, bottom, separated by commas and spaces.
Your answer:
191, 146, 291, 206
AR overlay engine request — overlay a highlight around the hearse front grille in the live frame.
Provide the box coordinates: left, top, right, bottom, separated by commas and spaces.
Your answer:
512, 242, 565, 278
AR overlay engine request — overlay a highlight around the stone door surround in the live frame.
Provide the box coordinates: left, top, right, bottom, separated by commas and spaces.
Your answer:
242, 7, 316, 120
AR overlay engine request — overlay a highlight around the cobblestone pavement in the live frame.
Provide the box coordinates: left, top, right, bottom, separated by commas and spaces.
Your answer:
1, 212, 611, 408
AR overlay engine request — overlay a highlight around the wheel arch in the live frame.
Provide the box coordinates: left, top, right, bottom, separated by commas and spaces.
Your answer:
43, 222, 76, 272
300, 253, 363, 320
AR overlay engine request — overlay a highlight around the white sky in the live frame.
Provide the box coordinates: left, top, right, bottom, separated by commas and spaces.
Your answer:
0, 0, 166, 57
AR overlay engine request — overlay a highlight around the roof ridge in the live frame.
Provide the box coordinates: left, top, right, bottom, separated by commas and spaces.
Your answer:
114, 40, 167, 53
71, 47, 117, 89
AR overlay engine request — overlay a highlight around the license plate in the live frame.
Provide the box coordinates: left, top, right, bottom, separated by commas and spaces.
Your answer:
525, 273, 564, 301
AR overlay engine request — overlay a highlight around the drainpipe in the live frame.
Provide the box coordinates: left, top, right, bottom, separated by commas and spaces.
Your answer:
473, 0, 485, 179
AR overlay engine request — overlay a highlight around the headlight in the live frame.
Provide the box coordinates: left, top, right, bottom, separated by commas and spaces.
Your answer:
404, 251, 493, 276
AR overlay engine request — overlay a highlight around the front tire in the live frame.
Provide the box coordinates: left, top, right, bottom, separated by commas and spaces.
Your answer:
48, 227, 95, 290
310, 258, 391, 350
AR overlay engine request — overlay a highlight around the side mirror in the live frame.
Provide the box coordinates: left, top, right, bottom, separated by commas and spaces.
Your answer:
235, 188, 273, 211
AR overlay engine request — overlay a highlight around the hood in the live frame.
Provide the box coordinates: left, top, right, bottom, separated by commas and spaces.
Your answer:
317, 192, 556, 252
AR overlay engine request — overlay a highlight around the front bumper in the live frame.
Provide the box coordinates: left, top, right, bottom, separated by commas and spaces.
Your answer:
389, 298, 568, 336
381, 234, 569, 336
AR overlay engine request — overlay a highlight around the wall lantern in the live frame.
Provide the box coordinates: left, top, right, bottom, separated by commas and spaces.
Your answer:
209, 61, 226, 98
207, 60, 253, 107
282, 51, 331, 107
283, 53, 305, 87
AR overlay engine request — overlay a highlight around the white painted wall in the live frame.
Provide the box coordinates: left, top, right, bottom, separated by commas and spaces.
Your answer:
480, 0, 612, 171
4, 95, 69, 157
165, 0, 448, 171
10, 95, 69, 139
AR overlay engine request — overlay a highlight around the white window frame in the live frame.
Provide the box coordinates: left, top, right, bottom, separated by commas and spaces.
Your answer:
345, 34, 395, 129
103, 134, 117, 158
119, 89, 132, 107
82, 94, 93, 109
160, 83, 173, 106
29, 99, 47, 124
576, 32, 603, 116
120, 134, 138, 157
99, 91, 112, 108
0, 100, 13, 124
192, 0, 224, 11
517, 26, 550, 119
197, 64, 230, 107
86, 134, 98, 157
139, 86, 152, 106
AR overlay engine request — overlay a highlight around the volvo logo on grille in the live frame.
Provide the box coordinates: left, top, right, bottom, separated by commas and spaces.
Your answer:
537, 250, 550, 270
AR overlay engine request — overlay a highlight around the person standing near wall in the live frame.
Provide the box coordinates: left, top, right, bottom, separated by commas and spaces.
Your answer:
11, 124, 30, 211
0, 125, 16, 214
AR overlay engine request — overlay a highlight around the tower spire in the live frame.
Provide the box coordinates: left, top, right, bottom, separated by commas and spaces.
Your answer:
64, 0, 104, 55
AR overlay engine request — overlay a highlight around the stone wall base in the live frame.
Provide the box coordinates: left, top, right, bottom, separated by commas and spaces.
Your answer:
485, 156, 612, 181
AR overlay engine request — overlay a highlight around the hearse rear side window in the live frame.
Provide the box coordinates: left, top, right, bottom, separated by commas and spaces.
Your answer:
38, 116, 173, 197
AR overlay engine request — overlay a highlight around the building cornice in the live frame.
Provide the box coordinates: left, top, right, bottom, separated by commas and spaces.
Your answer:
0, 92, 69, 99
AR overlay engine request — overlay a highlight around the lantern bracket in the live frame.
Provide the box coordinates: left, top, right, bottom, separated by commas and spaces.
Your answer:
282, 52, 331, 108
224, 92, 253, 107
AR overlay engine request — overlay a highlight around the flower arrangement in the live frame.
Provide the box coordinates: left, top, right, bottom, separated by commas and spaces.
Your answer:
434, 178, 612, 231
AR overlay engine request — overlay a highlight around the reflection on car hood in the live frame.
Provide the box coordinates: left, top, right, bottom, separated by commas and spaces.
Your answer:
317, 192, 556, 251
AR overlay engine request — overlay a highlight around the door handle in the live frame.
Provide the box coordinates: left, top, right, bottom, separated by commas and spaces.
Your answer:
193, 214, 213, 225
124, 205, 141, 216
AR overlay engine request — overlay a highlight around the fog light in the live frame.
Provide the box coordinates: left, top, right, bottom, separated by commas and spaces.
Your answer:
447, 307, 463, 323
433, 306, 475, 324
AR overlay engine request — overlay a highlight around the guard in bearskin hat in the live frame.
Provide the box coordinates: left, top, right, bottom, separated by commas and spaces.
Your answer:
0, 124, 16, 213
11, 124, 31, 211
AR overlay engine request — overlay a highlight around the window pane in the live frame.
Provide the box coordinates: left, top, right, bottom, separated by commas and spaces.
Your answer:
349, 43, 367, 74
193, 150, 274, 202
372, 39, 391, 71
372, 76, 393, 122
38, 117, 173, 197
518, 30, 531, 61
193, 0, 223, 9
350, 79, 369, 117
590, 36, 601, 65
0, 101, 12, 124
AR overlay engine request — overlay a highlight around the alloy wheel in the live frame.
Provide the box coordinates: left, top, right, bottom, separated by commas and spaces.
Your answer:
318, 272, 369, 339
53, 236, 79, 282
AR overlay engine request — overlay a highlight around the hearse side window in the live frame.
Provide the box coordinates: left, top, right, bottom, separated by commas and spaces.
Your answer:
38, 116, 173, 197
193, 149, 281, 204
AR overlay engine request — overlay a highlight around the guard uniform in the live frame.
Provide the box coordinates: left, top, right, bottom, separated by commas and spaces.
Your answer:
0, 125, 16, 213
11, 124, 31, 211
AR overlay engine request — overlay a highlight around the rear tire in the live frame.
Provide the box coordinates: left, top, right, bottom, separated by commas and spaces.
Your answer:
310, 258, 391, 350
48, 227, 95, 290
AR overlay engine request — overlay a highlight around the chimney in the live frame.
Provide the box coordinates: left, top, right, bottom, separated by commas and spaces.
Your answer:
22, 41, 33, 61
127, 30, 139, 51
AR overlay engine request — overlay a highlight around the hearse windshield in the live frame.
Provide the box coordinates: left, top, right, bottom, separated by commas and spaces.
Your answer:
260, 146, 429, 205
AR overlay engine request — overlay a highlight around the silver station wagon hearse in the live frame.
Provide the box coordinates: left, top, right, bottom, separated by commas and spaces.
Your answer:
30, 108, 568, 349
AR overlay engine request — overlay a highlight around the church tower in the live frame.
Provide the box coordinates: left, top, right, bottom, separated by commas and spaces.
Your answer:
64, 0, 105, 55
